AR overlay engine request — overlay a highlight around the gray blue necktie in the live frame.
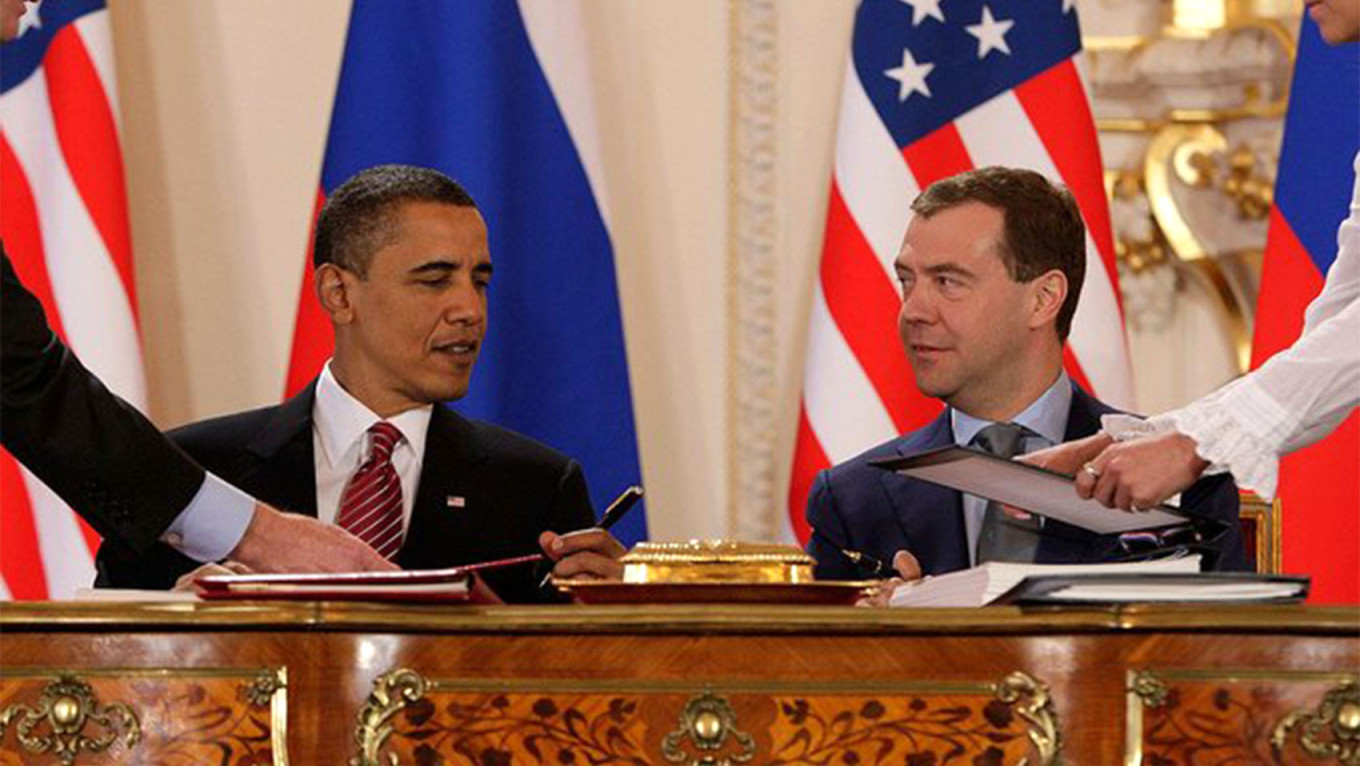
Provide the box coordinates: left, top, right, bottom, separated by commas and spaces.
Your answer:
974, 422, 1041, 564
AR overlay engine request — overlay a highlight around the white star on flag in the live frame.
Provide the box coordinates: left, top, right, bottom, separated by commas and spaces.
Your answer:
966, 6, 1015, 59
17, 0, 42, 36
884, 48, 934, 101
899, 0, 945, 26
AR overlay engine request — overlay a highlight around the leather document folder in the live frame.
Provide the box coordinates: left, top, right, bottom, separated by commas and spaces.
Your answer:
870, 445, 1190, 534
993, 572, 1310, 605
193, 553, 545, 604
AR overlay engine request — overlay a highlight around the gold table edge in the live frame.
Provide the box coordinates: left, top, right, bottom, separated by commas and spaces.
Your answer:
0, 602, 1355, 635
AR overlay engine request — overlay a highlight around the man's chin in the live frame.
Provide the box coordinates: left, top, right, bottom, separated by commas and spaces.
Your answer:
913, 377, 955, 401
419, 378, 471, 404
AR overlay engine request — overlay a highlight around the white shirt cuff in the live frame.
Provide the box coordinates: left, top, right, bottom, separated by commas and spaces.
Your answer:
161, 473, 255, 562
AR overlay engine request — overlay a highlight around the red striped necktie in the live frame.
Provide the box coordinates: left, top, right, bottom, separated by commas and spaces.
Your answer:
335, 421, 405, 561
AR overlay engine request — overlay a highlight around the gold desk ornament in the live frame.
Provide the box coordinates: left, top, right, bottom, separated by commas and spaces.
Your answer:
994, 671, 1063, 766
243, 667, 285, 709
661, 691, 756, 765
0, 674, 140, 765
1272, 678, 1360, 765
620, 540, 816, 584
350, 668, 429, 766
1130, 670, 1172, 709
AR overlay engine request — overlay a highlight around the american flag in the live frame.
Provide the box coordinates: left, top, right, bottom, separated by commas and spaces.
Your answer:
1, 0, 140, 599
787, 0, 1132, 541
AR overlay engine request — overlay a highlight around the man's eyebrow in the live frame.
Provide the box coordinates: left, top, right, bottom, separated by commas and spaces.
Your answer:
923, 263, 974, 278
409, 260, 458, 276
408, 258, 493, 277
894, 262, 974, 277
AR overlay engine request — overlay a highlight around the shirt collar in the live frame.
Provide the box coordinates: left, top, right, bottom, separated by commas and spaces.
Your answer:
950, 370, 1071, 448
313, 361, 433, 469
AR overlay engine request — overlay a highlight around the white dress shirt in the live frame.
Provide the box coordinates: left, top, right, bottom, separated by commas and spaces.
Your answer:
312, 362, 433, 531
1107, 151, 1360, 500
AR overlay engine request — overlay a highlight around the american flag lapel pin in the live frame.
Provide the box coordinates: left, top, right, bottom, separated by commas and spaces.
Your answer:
447, 495, 466, 509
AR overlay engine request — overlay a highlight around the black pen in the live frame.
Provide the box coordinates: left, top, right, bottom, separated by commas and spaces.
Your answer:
540, 485, 644, 587
597, 485, 645, 531
840, 547, 890, 577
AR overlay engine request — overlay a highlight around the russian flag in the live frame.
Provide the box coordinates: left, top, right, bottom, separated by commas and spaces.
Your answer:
1255, 18, 1359, 603
285, 0, 647, 545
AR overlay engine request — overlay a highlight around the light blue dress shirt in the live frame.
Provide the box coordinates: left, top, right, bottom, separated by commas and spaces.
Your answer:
161, 473, 255, 563
950, 371, 1072, 566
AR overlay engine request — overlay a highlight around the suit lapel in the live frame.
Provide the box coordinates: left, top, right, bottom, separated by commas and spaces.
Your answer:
398, 405, 490, 569
1062, 383, 1113, 442
242, 384, 319, 518
882, 412, 970, 574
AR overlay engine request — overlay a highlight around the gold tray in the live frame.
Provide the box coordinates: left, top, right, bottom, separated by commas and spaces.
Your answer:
553, 580, 873, 606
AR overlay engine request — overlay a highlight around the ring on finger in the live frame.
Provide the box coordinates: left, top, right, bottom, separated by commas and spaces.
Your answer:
1082, 463, 1101, 479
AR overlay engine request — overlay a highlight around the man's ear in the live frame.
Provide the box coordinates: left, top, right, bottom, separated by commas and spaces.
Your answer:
1029, 269, 1068, 331
315, 263, 355, 324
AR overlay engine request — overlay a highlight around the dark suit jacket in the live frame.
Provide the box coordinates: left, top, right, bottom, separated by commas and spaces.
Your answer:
806, 382, 1249, 579
95, 382, 597, 603
1, 247, 204, 554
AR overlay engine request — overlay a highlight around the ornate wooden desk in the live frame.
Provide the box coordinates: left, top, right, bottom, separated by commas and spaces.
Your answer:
0, 602, 1356, 764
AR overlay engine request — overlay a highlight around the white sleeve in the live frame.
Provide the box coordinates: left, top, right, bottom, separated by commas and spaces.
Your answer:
1150, 296, 1359, 500
1105, 154, 1360, 500
1301, 152, 1360, 332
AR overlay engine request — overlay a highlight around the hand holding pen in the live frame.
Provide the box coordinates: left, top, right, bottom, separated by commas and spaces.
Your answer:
840, 547, 926, 608
840, 546, 923, 582
538, 485, 643, 585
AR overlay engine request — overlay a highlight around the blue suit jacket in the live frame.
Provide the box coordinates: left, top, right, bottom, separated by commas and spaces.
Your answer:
805, 383, 1249, 579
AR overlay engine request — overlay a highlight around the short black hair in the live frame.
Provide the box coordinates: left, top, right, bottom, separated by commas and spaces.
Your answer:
314, 164, 477, 276
911, 166, 1086, 341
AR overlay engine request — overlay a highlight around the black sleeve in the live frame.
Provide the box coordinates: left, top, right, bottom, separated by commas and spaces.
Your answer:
1, 247, 205, 554
523, 459, 597, 604
1181, 473, 1251, 572
805, 470, 859, 580
548, 458, 597, 533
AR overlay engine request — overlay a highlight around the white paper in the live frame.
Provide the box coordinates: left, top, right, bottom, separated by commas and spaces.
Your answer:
888, 555, 1201, 608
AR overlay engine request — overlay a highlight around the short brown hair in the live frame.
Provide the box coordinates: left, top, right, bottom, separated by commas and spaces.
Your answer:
910, 166, 1086, 341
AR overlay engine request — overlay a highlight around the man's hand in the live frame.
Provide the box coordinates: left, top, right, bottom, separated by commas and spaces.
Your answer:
1074, 431, 1209, 511
539, 528, 626, 581
858, 550, 924, 607
228, 504, 398, 573
173, 560, 252, 592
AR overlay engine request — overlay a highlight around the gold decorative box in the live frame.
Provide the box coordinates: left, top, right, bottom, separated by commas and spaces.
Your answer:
554, 540, 869, 604
619, 540, 817, 585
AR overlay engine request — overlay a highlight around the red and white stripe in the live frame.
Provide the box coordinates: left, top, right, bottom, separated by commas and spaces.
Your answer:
0, 9, 142, 600
787, 54, 1133, 543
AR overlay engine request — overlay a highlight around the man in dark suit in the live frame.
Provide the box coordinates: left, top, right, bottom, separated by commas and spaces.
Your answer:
95, 165, 623, 602
806, 167, 1247, 581
1, 0, 392, 577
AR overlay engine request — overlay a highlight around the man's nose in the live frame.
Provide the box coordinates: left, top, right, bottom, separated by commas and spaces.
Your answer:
443, 282, 484, 324
898, 283, 935, 325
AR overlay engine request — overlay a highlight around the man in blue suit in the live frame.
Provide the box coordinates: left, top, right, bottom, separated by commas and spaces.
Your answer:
806, 167, 1247, 581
